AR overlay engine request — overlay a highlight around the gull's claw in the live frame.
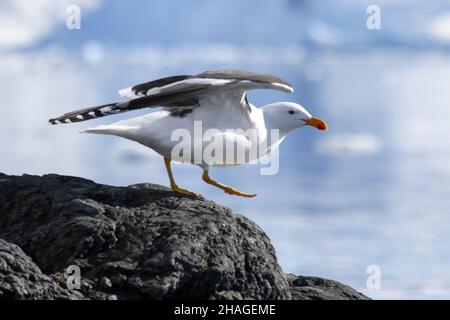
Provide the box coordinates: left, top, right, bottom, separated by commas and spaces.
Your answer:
164, 157, 202, 197
171, 185, 202, 198
202, 169, 256, 198
223, 187, 257, 198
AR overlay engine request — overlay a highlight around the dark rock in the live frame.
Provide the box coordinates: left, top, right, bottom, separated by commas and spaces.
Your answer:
287, 274, 369, 300
0, 238, 83, 299
0, 173, 290, 299
0, 173, 369, 300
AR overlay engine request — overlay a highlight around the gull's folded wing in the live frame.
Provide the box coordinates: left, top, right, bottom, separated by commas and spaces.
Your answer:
49, 70, 293, 125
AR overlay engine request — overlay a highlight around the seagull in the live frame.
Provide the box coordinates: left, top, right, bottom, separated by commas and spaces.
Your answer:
49, 70, 327, 198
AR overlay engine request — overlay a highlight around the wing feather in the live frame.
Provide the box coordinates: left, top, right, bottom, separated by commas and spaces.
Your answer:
50, 70, 293, 125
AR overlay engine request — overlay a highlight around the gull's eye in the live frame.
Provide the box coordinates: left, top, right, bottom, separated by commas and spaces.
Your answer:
288, 110, 295, 115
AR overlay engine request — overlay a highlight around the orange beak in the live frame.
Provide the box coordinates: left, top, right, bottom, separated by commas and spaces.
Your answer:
303, 116, 328, 131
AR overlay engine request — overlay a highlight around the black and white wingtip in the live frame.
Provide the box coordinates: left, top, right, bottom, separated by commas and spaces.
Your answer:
49, 102, 121, 125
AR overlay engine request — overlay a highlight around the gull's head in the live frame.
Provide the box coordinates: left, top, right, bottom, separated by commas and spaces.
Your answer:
262, 102, 328, 134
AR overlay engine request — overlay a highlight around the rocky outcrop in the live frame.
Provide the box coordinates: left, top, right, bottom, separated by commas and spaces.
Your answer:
287, 274, 369, 300
0, 173, 368, 300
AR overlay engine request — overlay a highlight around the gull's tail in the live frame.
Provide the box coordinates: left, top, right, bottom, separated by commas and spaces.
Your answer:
80, 122, 138, 138
80, 125, 136, 142
80, 125, 117, 135
49, 102, 127, 125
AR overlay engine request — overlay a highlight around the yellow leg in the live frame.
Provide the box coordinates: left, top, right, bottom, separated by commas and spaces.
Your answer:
164, 157, 201, 197
202, 170, 256, 198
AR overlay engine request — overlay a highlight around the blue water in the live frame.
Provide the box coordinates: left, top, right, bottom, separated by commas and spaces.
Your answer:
1, 0, 450, 299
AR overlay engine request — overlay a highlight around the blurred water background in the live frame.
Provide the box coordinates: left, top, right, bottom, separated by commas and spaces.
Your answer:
1, 0, 450, 299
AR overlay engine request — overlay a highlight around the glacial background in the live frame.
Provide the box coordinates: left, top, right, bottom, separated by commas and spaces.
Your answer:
1, 0, 450, 299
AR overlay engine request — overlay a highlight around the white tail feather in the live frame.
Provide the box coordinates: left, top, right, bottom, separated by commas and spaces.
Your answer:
80, 124, 138, 139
